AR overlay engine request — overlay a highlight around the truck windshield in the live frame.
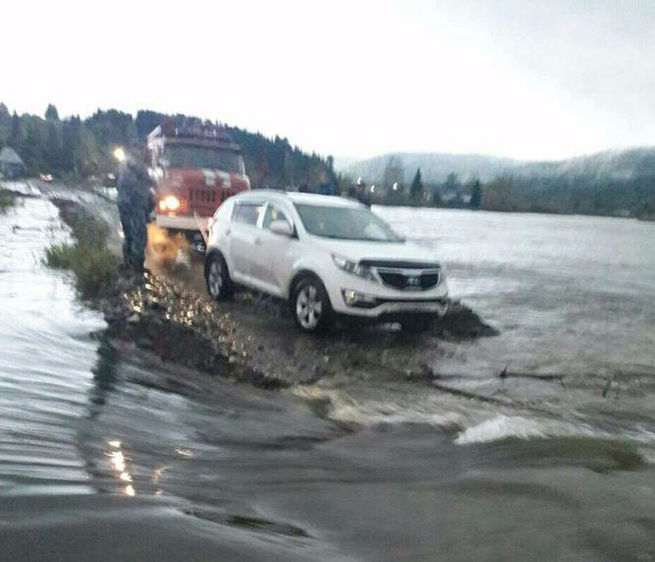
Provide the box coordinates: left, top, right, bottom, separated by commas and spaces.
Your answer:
294, 204, 403, 242
163, 145, 245, 174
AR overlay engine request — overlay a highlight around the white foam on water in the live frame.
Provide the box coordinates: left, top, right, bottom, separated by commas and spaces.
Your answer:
454, 415, 547, 445
293, 386, 655, 451
292, 385, 466, 429
330, 401, 463, 428
637, 447, 655, 465
453, 414, 655, 447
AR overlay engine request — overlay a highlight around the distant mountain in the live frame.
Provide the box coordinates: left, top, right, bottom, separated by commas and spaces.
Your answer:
339, 148, 655, 185
514, 148, 655, 181
339, 152, 517, 183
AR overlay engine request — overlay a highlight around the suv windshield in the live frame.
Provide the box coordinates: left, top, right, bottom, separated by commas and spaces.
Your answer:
163, 145, 245, 174
294, 204, 403, 242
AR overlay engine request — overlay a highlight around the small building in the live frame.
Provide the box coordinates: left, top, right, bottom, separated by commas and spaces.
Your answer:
0, 147, 27, 179
441, 190, 459, 203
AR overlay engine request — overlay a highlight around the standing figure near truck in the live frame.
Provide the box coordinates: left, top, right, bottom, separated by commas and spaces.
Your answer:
116, 147, 153, 273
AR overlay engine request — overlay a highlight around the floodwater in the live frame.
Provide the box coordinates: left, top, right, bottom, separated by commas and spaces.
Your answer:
377, 206, 655, 377
1, 195, 655, 561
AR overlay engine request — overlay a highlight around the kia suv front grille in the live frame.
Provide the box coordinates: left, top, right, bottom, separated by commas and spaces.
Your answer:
374, 265, 442, 291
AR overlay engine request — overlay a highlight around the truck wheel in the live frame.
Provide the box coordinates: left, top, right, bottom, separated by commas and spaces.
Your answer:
291, 275, 333, 333
205, 253, 232, 300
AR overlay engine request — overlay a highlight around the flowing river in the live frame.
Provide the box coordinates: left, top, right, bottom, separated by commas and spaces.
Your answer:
1, 194, 654, 561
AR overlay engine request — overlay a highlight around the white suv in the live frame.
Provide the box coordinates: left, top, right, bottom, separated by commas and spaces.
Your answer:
205, 190, 448, 333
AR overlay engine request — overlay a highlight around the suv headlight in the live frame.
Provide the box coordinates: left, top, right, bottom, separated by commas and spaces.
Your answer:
332, 254, 376, 281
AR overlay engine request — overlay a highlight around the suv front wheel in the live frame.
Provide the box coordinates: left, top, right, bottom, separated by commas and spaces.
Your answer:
291, 275, 333, 333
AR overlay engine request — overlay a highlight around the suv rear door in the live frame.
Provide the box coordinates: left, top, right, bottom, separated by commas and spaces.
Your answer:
249, 201, 296, 296
228, 200, 265, 284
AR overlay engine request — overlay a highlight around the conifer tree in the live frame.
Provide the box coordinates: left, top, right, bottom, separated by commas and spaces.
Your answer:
409, 168, 424, 204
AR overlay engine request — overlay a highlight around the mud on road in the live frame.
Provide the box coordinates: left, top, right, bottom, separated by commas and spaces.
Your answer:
146, 226, 499, 388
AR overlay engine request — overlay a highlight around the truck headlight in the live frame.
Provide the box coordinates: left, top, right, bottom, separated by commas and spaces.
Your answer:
332, 254, 376, 281
113, 147, 126, 162
159, 195, 180, 212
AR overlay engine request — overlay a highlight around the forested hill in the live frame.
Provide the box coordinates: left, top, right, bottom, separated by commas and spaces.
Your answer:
340, 149, 655, 184
0, 104, 336, 188
514, 148, 655, 180
340, 148, 655, 217
341, 152, 517, 183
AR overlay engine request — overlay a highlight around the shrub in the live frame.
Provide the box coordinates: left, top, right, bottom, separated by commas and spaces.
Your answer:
44, 201, 119, 298
0, 190, 16, 213
44, 242, 77, 269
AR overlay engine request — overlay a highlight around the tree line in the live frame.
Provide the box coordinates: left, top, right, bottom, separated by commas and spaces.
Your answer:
2, 103, 653, 218
0, 103, 336, 189
350, 155, 655, 217
480, 172, 655, 217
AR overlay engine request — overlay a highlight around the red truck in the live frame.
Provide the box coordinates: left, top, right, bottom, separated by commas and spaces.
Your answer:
147, 120, 250, 239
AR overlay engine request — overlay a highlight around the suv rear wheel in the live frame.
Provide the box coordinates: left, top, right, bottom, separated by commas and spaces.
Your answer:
205, 253, 233, 300
291, 275, 333, 333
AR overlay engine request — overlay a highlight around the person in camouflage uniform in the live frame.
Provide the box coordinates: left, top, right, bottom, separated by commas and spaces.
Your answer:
116, 149, 153, 273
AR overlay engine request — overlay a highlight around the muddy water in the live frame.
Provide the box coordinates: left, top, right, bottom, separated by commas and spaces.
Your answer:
1, 195, 655, 560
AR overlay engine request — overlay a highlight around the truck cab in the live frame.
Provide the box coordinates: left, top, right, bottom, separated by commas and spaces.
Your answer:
147, 121, 250, 235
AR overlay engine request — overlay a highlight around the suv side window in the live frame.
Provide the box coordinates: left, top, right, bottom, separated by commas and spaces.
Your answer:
262, 204, 292, 230
232, 202, 264, 226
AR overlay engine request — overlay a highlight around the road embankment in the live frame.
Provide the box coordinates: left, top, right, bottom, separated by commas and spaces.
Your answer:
47, 198, 498, 390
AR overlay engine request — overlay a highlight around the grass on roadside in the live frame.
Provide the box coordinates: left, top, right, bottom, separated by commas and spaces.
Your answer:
44, 201, 119, 299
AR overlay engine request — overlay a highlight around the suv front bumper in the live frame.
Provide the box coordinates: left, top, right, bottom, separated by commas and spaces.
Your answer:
340, 295, 448, 318
329, 278, 449, 318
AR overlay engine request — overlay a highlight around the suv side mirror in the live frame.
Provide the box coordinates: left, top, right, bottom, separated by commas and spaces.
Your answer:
269, 220, 293, 237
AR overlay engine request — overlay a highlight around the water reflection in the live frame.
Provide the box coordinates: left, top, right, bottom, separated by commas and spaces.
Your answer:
105, 440, 136, 497
152, 466, 169, 484
89, 340, 119, 413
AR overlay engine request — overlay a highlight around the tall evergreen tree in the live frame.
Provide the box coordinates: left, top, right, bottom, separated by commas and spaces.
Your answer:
409, 168, 424, 204
470, 179, 482, 209
0, 103, 10, 142
62, 116, 82, 174
45, 119, 63, 172
21, 119, 46, 172
75, 126, 100, 177
445, 172, 459, 192
135, 110, 164, 139
45, 104, 59, 121
8, 112, 22, 149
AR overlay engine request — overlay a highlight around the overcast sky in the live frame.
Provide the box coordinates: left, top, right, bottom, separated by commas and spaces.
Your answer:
1, 0, 653, 161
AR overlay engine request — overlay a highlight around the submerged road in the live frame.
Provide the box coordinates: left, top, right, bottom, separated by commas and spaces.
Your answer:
1, 186, 654, 560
